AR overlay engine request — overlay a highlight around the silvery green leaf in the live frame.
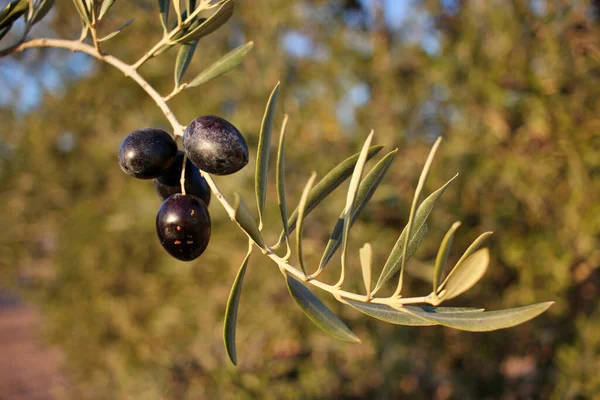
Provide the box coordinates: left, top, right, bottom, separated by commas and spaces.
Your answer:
403, 302, 554, 331
432, 221, 461, 293
174, 0, 234, 44
255, 82, 280, 227
438, 248, 489, 301
346, 300, 484, 326
279, 145, 383, 245
437, 231, 493, 293
98, 18, 133, 42
71, 0, 90, 24
97, 0, 114, 20
223, 245, 252, 366
373, 172, 458, 293
286, 275, 360, 343
186, 41, 253, 88
0, 0, 28, 27
276, 115, 290, 248
233, 192, 264, 249
296, 172, 317, 277
376, 137, 444, 296
174, 39, 198, 85
157, 0, 170, 30
31, 0, 55, 25
186, 0, 196, 14
318, 149, 398, 270
359, 243, 372, 298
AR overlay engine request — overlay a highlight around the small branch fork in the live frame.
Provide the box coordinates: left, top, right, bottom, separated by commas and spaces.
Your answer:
0, 37, 439, 308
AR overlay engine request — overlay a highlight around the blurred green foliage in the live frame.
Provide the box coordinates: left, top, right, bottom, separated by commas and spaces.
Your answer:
0, 0, 598, 398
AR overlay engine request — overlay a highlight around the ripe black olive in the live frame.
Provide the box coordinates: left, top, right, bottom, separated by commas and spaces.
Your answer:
183, 115, 249, 175
118, 128, 178, 179
153, 151, 211, 206
156, 194, 211, 261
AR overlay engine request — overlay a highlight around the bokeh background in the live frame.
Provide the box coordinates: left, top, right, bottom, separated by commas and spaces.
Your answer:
0, 0, 599, 399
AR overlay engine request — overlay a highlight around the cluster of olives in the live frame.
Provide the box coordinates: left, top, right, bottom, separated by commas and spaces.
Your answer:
118, 116, 249, 261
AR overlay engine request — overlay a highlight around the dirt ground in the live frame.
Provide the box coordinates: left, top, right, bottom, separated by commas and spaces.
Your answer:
0, 291, 68, 400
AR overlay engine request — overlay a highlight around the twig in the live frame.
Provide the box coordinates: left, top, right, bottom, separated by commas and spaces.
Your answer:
0, 37, 437, 308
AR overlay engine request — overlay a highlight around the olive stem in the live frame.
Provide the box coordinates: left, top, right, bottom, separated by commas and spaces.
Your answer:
0, 38, 438, 308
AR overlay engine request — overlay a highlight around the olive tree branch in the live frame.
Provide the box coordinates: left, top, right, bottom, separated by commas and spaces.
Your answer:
0, 38, 439, 308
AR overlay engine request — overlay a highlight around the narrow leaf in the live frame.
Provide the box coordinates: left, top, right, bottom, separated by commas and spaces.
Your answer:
186, 0, 196, 14
187, 41, 254, 88
233, 192, 265, 248
174, 39, 198, 85
373, 172, 458, 293
296, 172, 317, 277
359, 243, 372, 298
98, 18, 134, 42
403, 302, 554, 331
286, 275, 360, 342
276, 115, 290, 250
98, 0, 115, 20
255, 82, 280, 227
71, 0, 90, 23
438, 231, 493, 292
438, 248, 489, 301
318, 149, 398, 270
31, 0, 55, 25
223, 245, 252, 365
174, 0, 234, 44
157, 0, 170, 30
432, 221, 461, 293
0, 0, 28, 27
279, 145, 384, 244
392, 137, 442, 296
339, 131, 374, 283
346, 300, 484, 326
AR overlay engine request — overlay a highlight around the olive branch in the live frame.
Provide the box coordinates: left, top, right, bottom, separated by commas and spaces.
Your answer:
0, 0, 553, 366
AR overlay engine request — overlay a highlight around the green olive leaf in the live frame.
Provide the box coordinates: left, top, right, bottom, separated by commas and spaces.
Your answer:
296, 172, 317, 277
276, 115, 290, 250
277, 145, 384, 246
373, 171, 458, 293
98, 18, 134, 42
286, 275, 360, 343
97, 0, 115, 21
174, 39, 198, 85
186, 41, 254, 88
157, 0, 170, 30
174, 0, 234, 44
318, 149, 397, 270
223, 244, 252, 366
432, 221, 461, 293
437, 248, 489, 301
339, 131, 374, 279
346, 300, 484, 326
31, 0, 55, 26
359, 243, 372, 298
71, 0, 90, 24
0, 0, 29, 28
437, 231, 493, 293
233, 192, 264, 249
255, 82, 280, 228
403, 302, 554, 331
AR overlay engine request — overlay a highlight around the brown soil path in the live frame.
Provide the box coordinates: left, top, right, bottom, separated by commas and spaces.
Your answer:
0, 291, 68, 400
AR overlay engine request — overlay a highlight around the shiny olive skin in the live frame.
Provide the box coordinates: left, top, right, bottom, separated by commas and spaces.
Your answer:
118, 128, 178, 179
153, 151, 211, 206
156, 194, 211, 261
183, 115, 249, 175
